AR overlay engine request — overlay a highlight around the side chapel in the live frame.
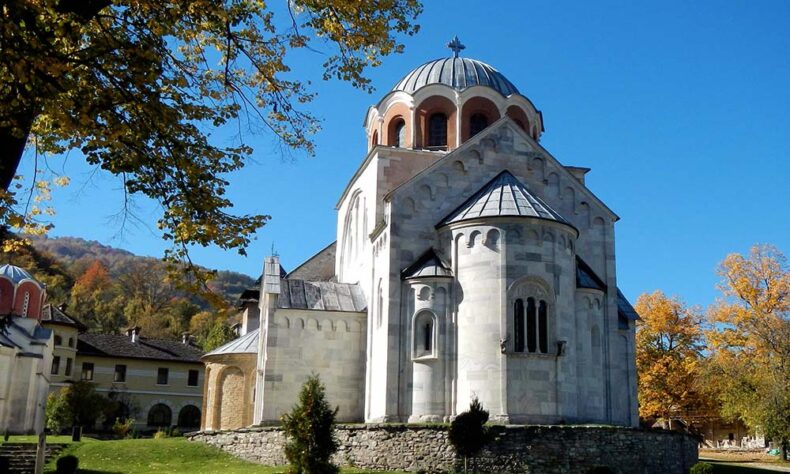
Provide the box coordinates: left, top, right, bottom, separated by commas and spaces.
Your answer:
201, 38, 639, 430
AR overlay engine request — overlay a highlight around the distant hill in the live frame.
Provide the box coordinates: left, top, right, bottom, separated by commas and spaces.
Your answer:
26, 235, 256, 305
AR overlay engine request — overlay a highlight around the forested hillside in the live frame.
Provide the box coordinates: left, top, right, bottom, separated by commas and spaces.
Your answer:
1, 234, 255, 350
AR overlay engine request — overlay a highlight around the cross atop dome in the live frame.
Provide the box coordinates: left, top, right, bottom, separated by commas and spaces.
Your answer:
446, 36, 465, 58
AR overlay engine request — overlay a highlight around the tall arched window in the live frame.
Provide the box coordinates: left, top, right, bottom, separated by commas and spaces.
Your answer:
412, 310, 436, 359
376, 280, 383, 328
470, 113, 488, 137
514, 299, 525, 352
428, 113, 447, 148
512, 291, 550, 354
392, 119, 406, 147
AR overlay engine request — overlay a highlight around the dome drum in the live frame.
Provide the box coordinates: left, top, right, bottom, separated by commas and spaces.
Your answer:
366, 49, 542, 153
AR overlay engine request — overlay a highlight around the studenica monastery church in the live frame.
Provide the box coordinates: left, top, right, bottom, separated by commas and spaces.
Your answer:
201, 38, 640, 431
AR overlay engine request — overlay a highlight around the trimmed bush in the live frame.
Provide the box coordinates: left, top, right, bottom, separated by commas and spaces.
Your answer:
55, 455, 79, 474
690, 462, 714, 474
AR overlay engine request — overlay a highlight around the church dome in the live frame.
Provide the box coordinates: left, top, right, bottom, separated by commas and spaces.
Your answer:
392, 57, 519, 97
0, 264, 36, 285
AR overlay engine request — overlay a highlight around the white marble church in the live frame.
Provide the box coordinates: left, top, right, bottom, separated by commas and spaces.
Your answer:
201, 38, 639, 431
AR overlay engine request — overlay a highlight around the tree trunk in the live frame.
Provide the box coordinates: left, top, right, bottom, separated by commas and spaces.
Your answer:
782, 440, 787, 462
0, 112, 33, 192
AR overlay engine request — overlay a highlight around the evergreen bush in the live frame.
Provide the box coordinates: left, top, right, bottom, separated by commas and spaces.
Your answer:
449, 397, 489, 473
690, 462, 714, 474
281, 374, 339, 474
55, 455, 79, 474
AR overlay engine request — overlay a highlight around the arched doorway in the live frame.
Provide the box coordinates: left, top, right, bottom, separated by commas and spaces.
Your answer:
147, 403, 172, 428
178, 405, 201, 429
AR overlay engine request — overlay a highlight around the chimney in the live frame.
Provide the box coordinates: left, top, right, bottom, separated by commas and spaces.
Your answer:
126, 326, 141, 343
181, 332, 191, 345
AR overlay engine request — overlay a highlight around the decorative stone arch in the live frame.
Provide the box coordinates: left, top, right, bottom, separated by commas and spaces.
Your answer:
217, 366, 245, 430
508, 277, 555, 354
370, 129, 379, 149
452, 160, 467, 174
505, 105, 530, 133
414, 95, 456, 150
468, 230, 482, 248
460, 96, 501, 142
485, 228, 501, 251
340, 189, 364, 279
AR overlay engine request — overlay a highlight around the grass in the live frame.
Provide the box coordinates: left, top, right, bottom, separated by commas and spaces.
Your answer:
42, 437, 403, 474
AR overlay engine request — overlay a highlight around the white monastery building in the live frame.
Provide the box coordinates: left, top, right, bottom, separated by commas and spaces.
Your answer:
202, 38, 640, 430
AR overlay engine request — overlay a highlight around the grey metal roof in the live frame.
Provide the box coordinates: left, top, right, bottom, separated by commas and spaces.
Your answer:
438, 171, 574, 229
617, 289, 640, 322
402, 249, 453, 280
203, 328, 259, 357
0, 264, 37, 285
278, 279, 366, 313
393, 57, 519, 96
576, 257, 607, 292
41, 304, 87, 331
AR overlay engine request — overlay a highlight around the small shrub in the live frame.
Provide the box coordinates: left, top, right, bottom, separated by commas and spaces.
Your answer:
169, 427, 182, 437
112, 417, 135, 439
690, 462, 714, 474
154, 428, 170, 439
55, 455, 79, 474
281, 374, 339, 474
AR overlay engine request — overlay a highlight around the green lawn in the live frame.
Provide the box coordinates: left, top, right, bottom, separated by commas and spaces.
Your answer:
4, 435, 98, 444
43, 437, 402, 474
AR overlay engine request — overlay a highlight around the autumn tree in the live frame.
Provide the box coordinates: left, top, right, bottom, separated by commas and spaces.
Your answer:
1, 0, 422, 278
69, 259, 126, 332
635, 290, 709, 428
705, 245, 790, 459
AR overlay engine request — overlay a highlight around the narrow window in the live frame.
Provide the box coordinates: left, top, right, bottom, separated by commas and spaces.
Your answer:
81, 362, 94, 381
539, 300, 548, 354
423, 321, 432, 352
526, 297, 537, 353
114, 364, 127, 383
470, 113, 488, 137
428, 113, 448, 148
64, 358, 72, 377
54, 335, 62, 346
188, 369, 199, 387
514, 299, 525, 352
376, 282, 384, 328
157, 367, 169, 385
22, 292, 30, 317
393, 119, 406, 147
68, 337, 74, 348
51, 356, 60, 375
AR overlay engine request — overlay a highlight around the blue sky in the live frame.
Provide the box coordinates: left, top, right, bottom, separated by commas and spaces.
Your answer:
27, 0, 790, 308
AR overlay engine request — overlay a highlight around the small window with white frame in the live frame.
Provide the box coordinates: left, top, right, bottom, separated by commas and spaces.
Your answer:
412, 310, 437, 359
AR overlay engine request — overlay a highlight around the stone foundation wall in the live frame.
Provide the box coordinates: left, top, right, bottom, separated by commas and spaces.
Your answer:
188, 424, 698, 474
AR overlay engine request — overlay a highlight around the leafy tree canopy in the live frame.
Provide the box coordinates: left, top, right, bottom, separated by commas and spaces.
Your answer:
1, 0, 422, 282
705, 244, 790, 458
634, 290, 711, 426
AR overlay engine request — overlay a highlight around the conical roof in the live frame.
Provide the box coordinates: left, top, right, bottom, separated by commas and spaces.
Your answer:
437, 171, 574, 230
402, 249, 453, 280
